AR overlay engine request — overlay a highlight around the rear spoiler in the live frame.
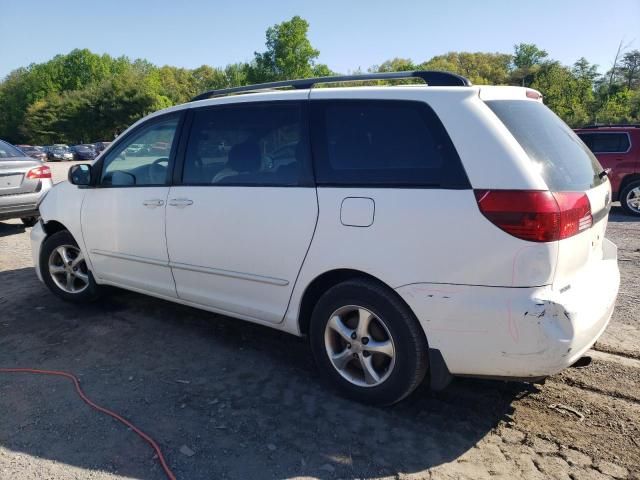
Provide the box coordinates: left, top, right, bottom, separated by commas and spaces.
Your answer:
478, 86, 544, 103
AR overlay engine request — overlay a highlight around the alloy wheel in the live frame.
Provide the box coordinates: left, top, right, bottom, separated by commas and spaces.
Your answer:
48, 245, 89, 294
625, 186, 640, 214
324, 305, 396, 387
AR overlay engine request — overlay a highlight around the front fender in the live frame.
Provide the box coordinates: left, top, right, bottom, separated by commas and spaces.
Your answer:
38, 181, 92, 271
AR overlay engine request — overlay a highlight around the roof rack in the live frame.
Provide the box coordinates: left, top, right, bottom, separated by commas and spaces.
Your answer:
190, 70, 472, 102
581, 124, 640, 129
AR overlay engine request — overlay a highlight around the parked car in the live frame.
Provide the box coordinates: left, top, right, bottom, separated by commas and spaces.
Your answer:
47, 146, 74, 162
575, 125, 640, 216
71, 144, 97, 161
16, 145, 48, 162
0, 139, 52, 226
125, 143, 145, 155
150, 141, 170, 155
31, 71, 619, 405
94, 141, 111, 153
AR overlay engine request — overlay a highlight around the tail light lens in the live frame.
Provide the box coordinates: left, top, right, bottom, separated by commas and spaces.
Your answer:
26, 166, 52, 180
475, 190, 592, 242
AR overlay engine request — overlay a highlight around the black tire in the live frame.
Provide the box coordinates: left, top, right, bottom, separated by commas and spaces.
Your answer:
40, 230, 101, 302
309, 278, 428, 406
20, 216, 38, 227
620, 179, 640, 217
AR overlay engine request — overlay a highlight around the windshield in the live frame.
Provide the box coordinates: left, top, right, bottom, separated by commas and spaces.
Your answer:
486, 100, 605, 191
0, 140, 27, 159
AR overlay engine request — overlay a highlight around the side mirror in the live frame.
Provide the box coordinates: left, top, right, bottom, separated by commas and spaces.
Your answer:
68, 164, 92, 186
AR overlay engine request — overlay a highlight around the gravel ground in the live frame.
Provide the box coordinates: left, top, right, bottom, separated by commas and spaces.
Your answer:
0, 161, 638, 480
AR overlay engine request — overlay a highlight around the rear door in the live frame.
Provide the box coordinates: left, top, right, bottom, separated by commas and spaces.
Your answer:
486, 100, 611, 289
165, 100, 318, 324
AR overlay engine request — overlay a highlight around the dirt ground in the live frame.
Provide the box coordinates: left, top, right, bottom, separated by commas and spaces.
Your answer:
0, 162, 638, 480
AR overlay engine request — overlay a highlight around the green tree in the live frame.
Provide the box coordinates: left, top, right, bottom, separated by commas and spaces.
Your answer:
595, 88, 633, 124
571, 57, 599, 122
511, 43, 548, 86
530, 62, 588, 126
374, 58, 416, 72
248, 16, 324, 82
2, 17, 639, 144
620, 50, 640, 89
21, 70, 171, 143
418, 52, 512, 84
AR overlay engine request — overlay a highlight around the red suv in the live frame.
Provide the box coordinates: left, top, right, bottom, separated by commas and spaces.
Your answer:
575, 125, 640, 216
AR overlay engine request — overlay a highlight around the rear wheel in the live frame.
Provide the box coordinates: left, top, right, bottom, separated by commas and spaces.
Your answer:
20, 217, 38, 227
620, 180, 640, 217
309, 278, 428, 406
40, 230, 100, 302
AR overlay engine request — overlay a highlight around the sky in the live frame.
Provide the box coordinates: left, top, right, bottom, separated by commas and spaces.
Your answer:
1, 0, 639, 79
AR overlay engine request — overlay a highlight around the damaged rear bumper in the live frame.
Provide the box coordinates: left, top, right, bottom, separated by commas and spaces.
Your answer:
397, 239, 619, 380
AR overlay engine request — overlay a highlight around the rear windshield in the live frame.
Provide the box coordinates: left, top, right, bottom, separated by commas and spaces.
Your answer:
486, 100, 605, 191
0, 140, 27, 160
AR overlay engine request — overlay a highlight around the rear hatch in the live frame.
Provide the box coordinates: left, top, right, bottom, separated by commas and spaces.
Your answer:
484, 98, 611, 290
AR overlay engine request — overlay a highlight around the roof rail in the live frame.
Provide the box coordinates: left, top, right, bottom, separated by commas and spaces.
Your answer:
581, 124, 640, 129
190, 70, 472, 102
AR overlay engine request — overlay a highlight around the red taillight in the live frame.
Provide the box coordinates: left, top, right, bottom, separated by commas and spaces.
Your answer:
26, 166, 51, 180
554, 191, 593, 238
475, 190, 592, 242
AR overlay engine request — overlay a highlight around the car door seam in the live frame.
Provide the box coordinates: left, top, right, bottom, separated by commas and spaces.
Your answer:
162, 187, 179, 297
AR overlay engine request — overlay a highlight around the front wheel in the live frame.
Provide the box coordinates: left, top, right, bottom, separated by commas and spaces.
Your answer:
309, 279, 428, 406
40, 230, 101, 302
620, 180, 640, 217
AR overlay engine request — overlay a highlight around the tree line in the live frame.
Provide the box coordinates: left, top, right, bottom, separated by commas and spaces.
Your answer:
0, 16, 638, 145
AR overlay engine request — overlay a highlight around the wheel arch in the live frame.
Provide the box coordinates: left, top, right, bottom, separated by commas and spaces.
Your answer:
619, 173, 640, 197
296, 268, 454, 391
40, 219, 94, 272
297, 268, 415, 337
42, 220, 70, 237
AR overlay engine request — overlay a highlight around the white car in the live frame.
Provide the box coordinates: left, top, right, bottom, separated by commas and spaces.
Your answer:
31, 71, 620, 405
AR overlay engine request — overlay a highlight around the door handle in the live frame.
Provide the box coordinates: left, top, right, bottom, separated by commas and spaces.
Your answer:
143, 199, 164, 208
168, 198, 194, 208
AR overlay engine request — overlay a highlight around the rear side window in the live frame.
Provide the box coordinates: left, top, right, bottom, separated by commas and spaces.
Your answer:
577, 132, 631, 153
486, 100, 605, 191
182, 102, 311, 186
311, 100, 469, 187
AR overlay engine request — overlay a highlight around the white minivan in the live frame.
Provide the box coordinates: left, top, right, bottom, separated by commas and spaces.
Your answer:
31, 71, 619, 405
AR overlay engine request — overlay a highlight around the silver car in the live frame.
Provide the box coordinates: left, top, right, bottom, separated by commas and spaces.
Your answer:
0, 139, 52, 226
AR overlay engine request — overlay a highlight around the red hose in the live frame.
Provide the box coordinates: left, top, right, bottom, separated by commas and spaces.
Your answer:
0, 368, 177, 480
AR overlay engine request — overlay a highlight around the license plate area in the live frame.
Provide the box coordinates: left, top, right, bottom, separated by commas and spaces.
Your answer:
0, 174, 23, 189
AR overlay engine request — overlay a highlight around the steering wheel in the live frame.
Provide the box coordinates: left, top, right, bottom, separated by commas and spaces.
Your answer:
149, 157, 169, 184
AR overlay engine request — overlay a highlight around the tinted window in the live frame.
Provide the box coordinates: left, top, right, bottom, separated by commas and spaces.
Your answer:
183, 103, 309, 186
0, 140, 27, 160
100, 116, 179, 186
578, 132, 630, 153
486, 101, 605, 191
311, 100, 468, 187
